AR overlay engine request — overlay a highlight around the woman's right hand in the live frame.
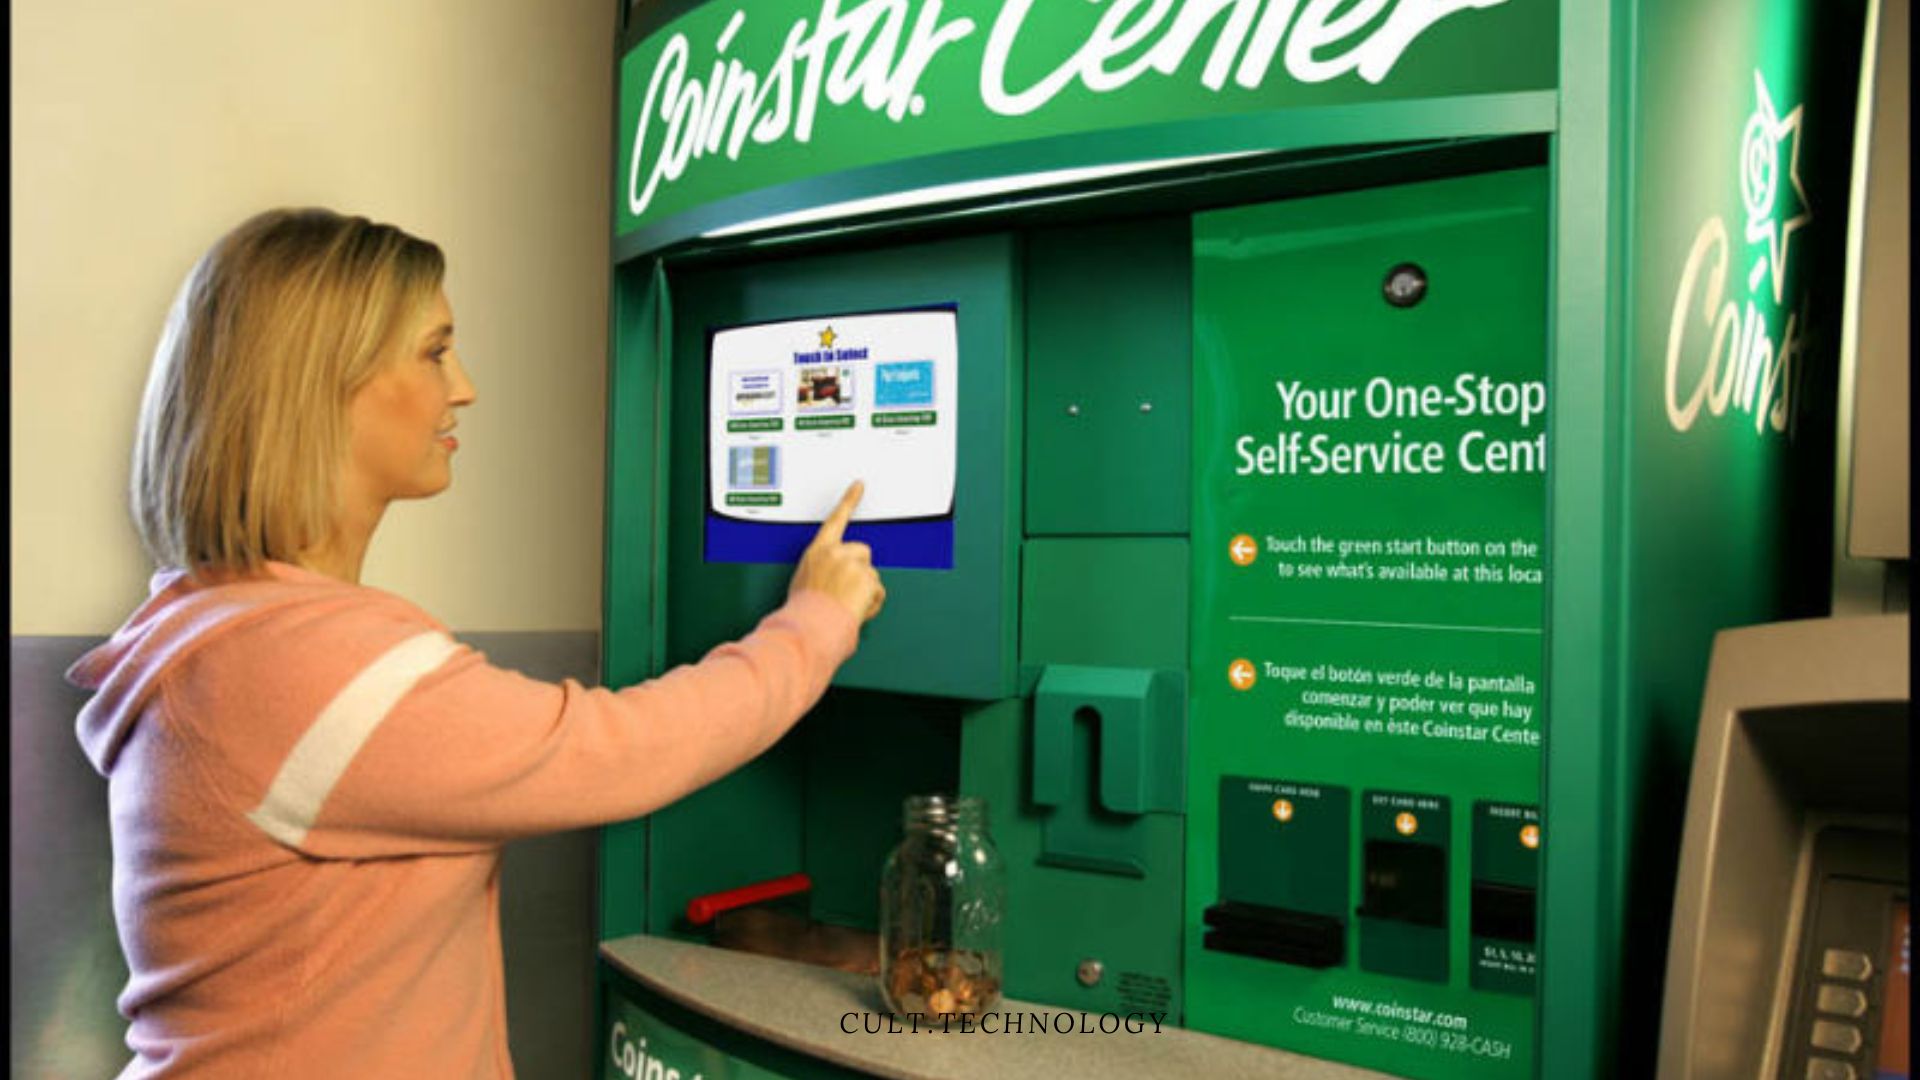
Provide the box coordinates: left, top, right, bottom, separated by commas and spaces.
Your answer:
790, 480, 886, 625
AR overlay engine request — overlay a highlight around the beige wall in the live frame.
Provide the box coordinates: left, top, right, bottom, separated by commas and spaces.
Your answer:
11, 0, 614, 634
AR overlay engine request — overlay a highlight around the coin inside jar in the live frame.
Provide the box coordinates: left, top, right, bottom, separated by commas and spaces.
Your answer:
883, 947, 1001, 1016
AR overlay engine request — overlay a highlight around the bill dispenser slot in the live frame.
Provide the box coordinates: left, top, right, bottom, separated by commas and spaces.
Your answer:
1207, 777, 1349, 969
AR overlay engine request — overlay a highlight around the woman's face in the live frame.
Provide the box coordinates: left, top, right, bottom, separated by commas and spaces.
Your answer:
343, 289, 476, 508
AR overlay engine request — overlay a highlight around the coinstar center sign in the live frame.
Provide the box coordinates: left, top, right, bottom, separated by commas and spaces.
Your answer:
617, 0, 1557, 241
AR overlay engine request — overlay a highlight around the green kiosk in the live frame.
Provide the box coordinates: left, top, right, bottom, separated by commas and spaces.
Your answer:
593, 2, 1887, 1077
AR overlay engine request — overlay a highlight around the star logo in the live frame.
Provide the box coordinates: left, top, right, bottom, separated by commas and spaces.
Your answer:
1740, 70, 1810, 306
818, 326, 838, 349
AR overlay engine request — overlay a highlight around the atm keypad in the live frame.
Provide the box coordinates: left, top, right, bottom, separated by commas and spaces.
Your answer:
1819, 948, 1874, 981
1813, 983, 1868, 1017
1779, 834, 1906, 1080
1809, 1019, 1864, 1054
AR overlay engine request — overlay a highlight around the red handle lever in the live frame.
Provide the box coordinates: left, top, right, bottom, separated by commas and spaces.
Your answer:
685, 873, 813, 926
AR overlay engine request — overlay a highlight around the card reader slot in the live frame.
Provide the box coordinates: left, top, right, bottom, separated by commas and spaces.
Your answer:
1202, 901, 1345, 968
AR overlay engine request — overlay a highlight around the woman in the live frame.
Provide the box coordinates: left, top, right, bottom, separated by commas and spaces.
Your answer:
66, 208, 885, 1077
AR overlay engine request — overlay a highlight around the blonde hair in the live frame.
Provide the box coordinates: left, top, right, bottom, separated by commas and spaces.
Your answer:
131, 208, 445, 575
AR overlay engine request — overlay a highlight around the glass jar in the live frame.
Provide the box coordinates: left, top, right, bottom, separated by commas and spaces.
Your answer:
879, 794, 1005, 1017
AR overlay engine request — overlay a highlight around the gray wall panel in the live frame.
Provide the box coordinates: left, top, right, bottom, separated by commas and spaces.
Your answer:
10, 636, 128, 1080
463, 631, 601, 1080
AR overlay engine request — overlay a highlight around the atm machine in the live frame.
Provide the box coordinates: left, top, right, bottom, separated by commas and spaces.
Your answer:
1657, 615, 1908, 1080
608, 163, 1551, 1080
1658, 2, 1910, 1075
593, 2, 1883, 1078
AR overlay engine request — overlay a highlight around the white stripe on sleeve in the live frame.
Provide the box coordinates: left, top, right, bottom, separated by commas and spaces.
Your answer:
246, 630, 461, 848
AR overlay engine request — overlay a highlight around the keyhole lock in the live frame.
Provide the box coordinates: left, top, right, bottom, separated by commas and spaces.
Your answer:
1077, 958, 1104, 987
1383, 262, 1429, 308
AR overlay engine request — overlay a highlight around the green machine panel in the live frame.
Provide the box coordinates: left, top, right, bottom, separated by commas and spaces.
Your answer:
1019, 537, 1188, 670
639, 236, 1019, 941
959, 537, 1190, 1021
602, 971, 861, 1080
664, 235, 1022, 700
1187, 168, 1548, 1078
1025, 218, 1191, 536
644, 747, 805, 940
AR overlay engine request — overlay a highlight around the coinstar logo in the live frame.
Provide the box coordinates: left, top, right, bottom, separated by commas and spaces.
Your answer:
626, 0, 1515, 220
608, 1021, 706, 1080
1663, 70, 1812, 438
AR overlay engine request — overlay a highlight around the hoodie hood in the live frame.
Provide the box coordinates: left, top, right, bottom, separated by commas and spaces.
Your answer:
66, 563, 354, 776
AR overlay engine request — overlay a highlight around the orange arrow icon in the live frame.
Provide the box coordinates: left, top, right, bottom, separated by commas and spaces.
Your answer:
1228, 659, 1256, 691
1229, 534, 1257, 566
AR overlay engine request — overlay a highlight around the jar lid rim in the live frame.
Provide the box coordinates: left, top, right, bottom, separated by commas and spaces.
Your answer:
902, 794, 989, 825
903, 793, 982, 807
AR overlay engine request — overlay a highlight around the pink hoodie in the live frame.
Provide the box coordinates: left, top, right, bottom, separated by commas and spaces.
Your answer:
67, 561, 858, 1078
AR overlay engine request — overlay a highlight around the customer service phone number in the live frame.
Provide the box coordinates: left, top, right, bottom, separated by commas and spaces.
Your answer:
1401, 1025, 1515, 1060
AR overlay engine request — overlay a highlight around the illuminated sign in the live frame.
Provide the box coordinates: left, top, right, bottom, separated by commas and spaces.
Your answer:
618, 0, 1556, 236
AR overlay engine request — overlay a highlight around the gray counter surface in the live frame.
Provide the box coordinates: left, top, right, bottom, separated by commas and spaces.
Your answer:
600, 935, 1397, 1080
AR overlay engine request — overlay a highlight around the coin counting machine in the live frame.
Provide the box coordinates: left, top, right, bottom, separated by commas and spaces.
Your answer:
591, 3, 1899, 1078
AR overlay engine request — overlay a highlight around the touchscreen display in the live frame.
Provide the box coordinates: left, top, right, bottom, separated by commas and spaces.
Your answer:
705, 307, 958, 568
1880, 901, 1910, 1080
